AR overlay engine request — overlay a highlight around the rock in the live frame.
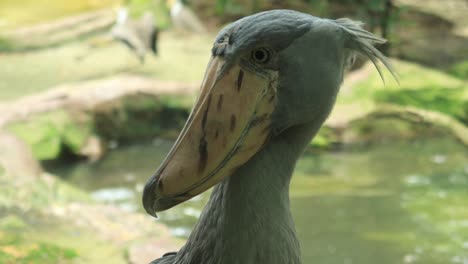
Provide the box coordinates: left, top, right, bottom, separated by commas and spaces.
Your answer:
391, 7, 468, 68
394, 0, 468, 36
343, 105, 468, 146
79, 135, 105, 162
0, 131, 42, 179
0, 75, 197, 161
0, 74, 197, 128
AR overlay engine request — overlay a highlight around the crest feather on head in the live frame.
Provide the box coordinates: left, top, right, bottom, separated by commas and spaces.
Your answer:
335, 18, 399, 84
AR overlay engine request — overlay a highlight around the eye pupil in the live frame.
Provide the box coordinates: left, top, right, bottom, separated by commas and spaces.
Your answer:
252, 48, 270, 63
255, 50, 265, 61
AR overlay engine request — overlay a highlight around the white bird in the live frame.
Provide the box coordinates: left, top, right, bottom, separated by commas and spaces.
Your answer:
167, 0, 207, 33
111, 9, 159, 63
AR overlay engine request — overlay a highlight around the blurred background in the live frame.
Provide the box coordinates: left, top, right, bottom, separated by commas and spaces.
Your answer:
0, 0, 467, 263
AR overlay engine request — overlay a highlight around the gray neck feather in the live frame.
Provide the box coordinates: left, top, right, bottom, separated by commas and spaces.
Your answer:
173, 122, 319, 264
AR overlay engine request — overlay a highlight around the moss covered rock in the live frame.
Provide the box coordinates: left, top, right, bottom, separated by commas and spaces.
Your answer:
346, 60, 466, 102
5, 110, 92, 161
374, 87, 468, 124
341, 60, 467, 119
321, 60, 468, 147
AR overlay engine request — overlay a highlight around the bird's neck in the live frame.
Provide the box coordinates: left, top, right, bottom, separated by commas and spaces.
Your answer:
175, 123, 319, 264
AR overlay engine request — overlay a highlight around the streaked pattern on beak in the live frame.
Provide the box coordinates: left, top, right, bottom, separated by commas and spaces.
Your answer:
143, 56, 278, 215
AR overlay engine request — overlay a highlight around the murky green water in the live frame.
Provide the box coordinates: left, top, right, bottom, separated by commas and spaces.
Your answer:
50, 138, 468, 264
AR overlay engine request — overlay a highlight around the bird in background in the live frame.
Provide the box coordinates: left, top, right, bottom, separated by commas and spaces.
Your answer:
143, 9, 397, 264
111, 8, 159, 64
166, 0, 207, 33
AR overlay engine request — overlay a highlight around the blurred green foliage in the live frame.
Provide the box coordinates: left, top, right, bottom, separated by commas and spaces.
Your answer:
0, 37, 14, 51
0, 172, 129, 264
22, 244, 77, 263
0, 175, 79, 262
126, 0, 171, 29
0, 240, 78, 264
0, 175, 90, 211
311, 127, 339, 149
449, 61, 468, 80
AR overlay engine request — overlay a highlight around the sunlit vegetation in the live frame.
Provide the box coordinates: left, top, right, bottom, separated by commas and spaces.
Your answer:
449, 61, 468, 80
0, 37, 14, 50
0, 173, 91, 210
0, 214, 127, 264
0, 179, 82, 263
0, 231, 78, 264
0, 174, 130, 264
126, 0, 172, 29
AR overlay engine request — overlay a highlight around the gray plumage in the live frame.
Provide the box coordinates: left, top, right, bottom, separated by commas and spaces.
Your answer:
149, 10, 396, 264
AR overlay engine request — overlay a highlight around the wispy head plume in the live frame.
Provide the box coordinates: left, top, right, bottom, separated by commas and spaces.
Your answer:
335, 18, 399, 85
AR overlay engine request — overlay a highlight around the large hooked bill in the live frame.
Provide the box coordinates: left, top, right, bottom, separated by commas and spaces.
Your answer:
143, 56, 278, 216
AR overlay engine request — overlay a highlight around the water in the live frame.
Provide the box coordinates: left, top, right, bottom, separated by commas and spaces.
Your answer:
51, 138, 468, 264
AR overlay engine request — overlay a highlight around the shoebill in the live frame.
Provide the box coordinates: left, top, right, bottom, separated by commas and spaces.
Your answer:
111, 9, 159, 64
143, 9, 396, 264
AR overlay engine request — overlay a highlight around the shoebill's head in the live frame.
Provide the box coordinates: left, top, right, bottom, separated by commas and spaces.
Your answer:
143, 10, 396, 216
